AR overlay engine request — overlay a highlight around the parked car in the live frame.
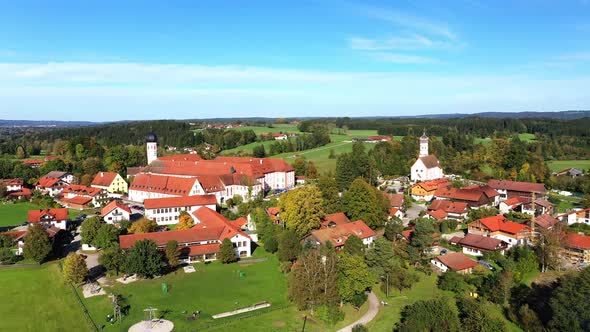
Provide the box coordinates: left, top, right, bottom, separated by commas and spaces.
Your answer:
479, 260, 495, 271
440, 249, 448, 255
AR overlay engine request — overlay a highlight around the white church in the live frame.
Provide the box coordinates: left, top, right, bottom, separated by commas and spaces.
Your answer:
410, 131, 444, 182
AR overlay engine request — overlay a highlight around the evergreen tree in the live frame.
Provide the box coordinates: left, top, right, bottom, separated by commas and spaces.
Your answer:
408, 218, 435, 262
219, 238, 238, 264
23, 224, 52, 262
62, 252, 88, 285
343, 235, 364, 256
384, 219, 404, 242
278, 230, 301, 262
165, 240, 180, 268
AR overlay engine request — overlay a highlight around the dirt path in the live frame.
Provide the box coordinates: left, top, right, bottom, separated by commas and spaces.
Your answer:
337, 291, 380, 332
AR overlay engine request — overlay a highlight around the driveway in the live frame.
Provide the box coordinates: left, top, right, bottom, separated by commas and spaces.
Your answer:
402, 202, 427, 225
337, 291, 380, 332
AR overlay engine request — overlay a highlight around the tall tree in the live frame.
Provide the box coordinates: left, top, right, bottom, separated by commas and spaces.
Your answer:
23, 224, 52, 262
342, 178, 388, 229
80, 217, 102, 246
124, 239, 164, 278
317, 176, 341, 214
62, 253, 88, 285
219, 238, 238, 264
128, 217, 158, 234
384, 219, 404, 242
165, 240, 180, 268
289, 247, 339, 310
99, 247, 126, 275
278, 230, 301, 262
338, 253, 375, 304
456, 297, 506, 332
343, 235, 364, 256
279, 186, 325, 236
549, 267, 590, 331
408, 218, 435, 262
94, 223, 119, 249
396, 297, 461, 332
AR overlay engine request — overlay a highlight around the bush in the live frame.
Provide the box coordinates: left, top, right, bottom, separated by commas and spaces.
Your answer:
0, 248, 15, 264
314, 305, 344, 326
350, 292, 368, 309
264, 237, 278, 253
352, 324, 368, 332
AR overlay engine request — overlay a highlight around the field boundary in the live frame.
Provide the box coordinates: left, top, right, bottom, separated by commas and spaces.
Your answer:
58, 260, 99, 332
195, 304, 291, 331
0, 262, 39, 269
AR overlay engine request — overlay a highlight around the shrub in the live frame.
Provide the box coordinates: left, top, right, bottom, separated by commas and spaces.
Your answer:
314, 305, 344, 326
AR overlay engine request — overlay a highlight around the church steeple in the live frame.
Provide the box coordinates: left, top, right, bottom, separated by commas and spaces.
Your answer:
419, 129, 429, 157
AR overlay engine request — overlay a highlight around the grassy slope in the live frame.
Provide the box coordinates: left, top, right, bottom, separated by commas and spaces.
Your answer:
0, 263, 92, 332
0, 202, 42, 227
547, 160, 590, 172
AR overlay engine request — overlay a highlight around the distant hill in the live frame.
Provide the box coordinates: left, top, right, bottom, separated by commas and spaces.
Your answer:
0, 120, 99, 127
417, 110, 590, 120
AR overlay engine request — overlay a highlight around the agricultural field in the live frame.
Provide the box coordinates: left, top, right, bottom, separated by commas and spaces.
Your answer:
0, 202, 41, 227
474, 133, 537, 145
547, 160, 590, 172
234, 124, 301, 135
0, 263, 93, 332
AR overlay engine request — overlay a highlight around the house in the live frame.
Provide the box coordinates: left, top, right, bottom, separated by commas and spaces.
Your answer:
428, 200, 469, 220
295, 176, 306, 185
320, 212, 350, 228
305, 220, 376, 250
2, 225, 62, 255
499, 196, 530, 214
487, 180, 546, 200
21, 156, 59, 168
1, 178, 23, 192
556, 168, 584, 177
559, 208, 590, 225
41, 171, 75, 185
389, 208, 405, 219
367, 135, 391, 143
561, 232, 590, 264
426, 209, 449, 221
27, 208, 68, 230
91, 171, 128, 194
266, 207, 281, 224
434, 185, 500, 208
411, 132, 444, 181
468, 215, 531, 248
35, 176, 67, 197
430, 252, 479, 274
450, 234, 508, 256
144, 195, 217, 225
128, 174, 200, 202
500, 196, 554, 216
7, 188, 32, 200
531, 214, 560, 230
119, 207, 252, 262
101, 200, 131, 224
61, 184, 109, 208
411, 178, 451, 201
385, 193, 405, 209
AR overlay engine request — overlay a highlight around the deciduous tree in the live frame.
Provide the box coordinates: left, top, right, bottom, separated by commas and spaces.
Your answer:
176, 213, 194, 230
317, 176, 341, 214
128, 217, 158, 234
165, 240, 180, 267
219, 238, 238, 264
62, 252, 88, 285
396, 297, 461, 332
80, 217, 102, 246
279, 186, 324, 236
23, 223, 52, 262
338, 253, 374, 304
289, 247, 339, 310
125, 239, 164, 278
343, 235, 364, 256
341, 178, 388, 229
278, 230, 301, 262
99, 247, 126, 275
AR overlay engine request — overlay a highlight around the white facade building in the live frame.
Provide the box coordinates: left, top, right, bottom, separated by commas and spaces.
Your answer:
410, 133, 444, 182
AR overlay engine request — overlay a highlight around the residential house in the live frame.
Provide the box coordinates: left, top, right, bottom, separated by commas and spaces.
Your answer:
559, 208, 590, 225
35, 176, 67, 197
434, 185, 500, 208
144, 195, 217, 225
450, 233, 508, 256
119, 207, 252, 262
320, 212, 350, 228
468, 215, 531, 248
91, 171, 128, 194
530, 214, 560, 230
386, 193, 405, 209
101, 200, 132, 224
2, 225, 62, 255
428, 200, 469, 220
389, 208, 405, 219
27, 208, 68, 230
410, 178, 451, 201
305, 220, 376, 250
41, 171, 75, 185
265, 207, 281, 224
22, 155, 59, 168
367, 135, 392, 142
426, 209, 448, 221
1, 178, 23, 192
487, 180, 546, 200
499, 196, 530, 214
61, 184, 109, 208
521, 198, 554, 216
430, 252, 479, 274
295, 176, 306, 185
556, 168, 584, 177
562, 232, 590, 264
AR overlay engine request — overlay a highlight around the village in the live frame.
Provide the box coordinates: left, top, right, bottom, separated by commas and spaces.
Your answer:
1, 127, 589, 332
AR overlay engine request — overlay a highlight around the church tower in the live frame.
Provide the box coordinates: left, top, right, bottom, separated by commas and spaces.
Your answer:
146, 132, 158, 165
419, 130, 429, 157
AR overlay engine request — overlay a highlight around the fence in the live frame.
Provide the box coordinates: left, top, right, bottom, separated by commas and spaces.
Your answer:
58, 260, 99, 332
195, 304, 291, 331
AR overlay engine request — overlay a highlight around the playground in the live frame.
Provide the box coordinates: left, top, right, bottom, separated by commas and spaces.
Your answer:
81, 252, 292, 331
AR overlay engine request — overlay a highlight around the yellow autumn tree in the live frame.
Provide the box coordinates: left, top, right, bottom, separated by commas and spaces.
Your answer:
129, 217, 158, 234
278, 185, 324, 237
176, 213, 195, 230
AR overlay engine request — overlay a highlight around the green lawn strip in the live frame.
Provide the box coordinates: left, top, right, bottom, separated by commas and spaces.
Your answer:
0, 263, 93, 332
547, 160, 590, 172
0, 202, 42, 227
83, 252, 292, 331
518, 133, 536, 142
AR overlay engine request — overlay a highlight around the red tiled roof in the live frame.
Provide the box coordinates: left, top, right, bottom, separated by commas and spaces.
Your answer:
386, 193, 404, 207
158, 154, 202, 162
36, 177, 61, 188
564, 233, 590, 250
321, 212, 350, 228
182, 243, 221, 256
232, 217, 248, 229
144, 195, 217, 209
101, 200, 131, 216
27, 208, 68, 222
457, 233, 505, 251
129, 174, 197, 196
23, 159, 44, 165
478, 215, 530, 234
7, 188, 32, 198
414, 178, 450, 192
389, 208, 400, 217
503, 196, 529, 207
311, 220, 376, 246
487, 180, 546, 194
429, 200, 468, 214
192, 207, 251, 241
62, 184, 104, 197
534, 214, 560, 229
0, 178, 23, 187
91, 172, 120, 187
368, 135, 391, 141
266, 207, 280, 216
434, 252, 479, 271
402, 229, 414, 241
62, 196, 93, 205
427, 209, 448, 220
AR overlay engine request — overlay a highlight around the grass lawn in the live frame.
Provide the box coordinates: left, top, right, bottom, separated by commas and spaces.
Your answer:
234, 124, 302, 135
0, 263, 93, 332
518, 133, 536, 142
0, 202, 42, 227
547, 160, 590, 172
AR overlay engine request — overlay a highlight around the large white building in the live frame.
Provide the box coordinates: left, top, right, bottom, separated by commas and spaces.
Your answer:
144, 195, 217, 225
128, 134, 295, 204
410, 132, 444, 182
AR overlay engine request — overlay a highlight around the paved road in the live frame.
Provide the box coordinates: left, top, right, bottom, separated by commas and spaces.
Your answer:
337, 291, 380, 332
402, 202, 427, 226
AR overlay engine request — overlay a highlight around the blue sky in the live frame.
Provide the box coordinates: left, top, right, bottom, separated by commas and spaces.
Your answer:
0, 0, 589, 121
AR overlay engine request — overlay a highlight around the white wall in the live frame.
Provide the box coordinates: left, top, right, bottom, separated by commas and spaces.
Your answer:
146, 204, 216, 225
104, 208, 130, 224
